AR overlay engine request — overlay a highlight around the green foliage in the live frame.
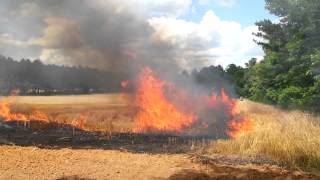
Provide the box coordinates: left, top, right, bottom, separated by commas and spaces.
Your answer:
225, 0, 320, 112
225, 64, 246, 96
278, 86, 304, 108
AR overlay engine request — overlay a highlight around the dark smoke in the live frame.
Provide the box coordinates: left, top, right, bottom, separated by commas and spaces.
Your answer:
0, 0, 237, 137
0, 0, 183, 73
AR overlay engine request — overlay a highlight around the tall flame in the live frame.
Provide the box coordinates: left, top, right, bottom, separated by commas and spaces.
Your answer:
133, 67, 254, 138
133, 67, 196, 133
220, 90, 254, 138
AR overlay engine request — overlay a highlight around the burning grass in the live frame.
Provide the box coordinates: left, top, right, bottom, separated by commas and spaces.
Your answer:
205, 100, 320, 173
0, 67, 254, 138
3, 88, 319, 173
0, 94, 136, 133
133, 67, 196, 133
132, 67, 253, 137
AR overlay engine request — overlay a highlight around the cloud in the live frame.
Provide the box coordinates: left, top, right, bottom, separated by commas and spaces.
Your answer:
0, 34, 28, 47
0, 33, 41, 60
131, 0, 193, 17
148, 11, 262, 69
199, 0, 237, 7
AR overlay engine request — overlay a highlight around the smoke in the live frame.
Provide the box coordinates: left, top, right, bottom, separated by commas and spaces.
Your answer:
28, 1, 152, 72
0, 0, 244, 137
0, 0, 262, 74
0, 0, 197, 75
0, 0, 239, 98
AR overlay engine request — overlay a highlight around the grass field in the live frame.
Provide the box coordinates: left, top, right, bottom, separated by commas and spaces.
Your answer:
1, 93, 137, 132
205, 100, 320, 174
3, 95, 320, 173
1, 94, 320, 179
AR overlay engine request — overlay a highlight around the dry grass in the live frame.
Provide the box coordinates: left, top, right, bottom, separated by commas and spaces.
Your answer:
3, 94, 320, 173
2, 93, 136, 133
206, 100, 320, 173
6, 93, 129, 105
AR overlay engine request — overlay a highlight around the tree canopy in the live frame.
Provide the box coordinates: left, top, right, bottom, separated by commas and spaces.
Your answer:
225, 0, 320, 111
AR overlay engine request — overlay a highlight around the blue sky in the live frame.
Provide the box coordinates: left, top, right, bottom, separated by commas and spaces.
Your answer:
185, 0, 277, 26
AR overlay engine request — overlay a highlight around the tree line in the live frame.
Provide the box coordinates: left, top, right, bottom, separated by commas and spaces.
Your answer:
225, 0, 320, 112
0, 55, 232, 96
0, 55, 127, 95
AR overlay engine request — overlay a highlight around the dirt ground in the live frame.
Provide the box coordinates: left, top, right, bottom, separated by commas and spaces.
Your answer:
0, 145, 201, 180
0, 145, 318, 180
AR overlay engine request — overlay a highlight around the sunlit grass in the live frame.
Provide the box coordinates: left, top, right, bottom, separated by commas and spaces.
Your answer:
206, 100, 320, 173
1, 94, 135, 132
3, 94, 320, 172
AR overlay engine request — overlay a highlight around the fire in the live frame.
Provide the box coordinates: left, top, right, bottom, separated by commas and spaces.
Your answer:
0, 100, 29, 122
220, 89, 254, 138
133, 67, 196, 133
205, 89, 254, 138
0, 68, 254, 138
28, 110, 49, 122
0, 98, 89, 129
226, 118, 254, 138
0, 100, 49, 123
0, 90, 49, 123
72, 115, 87, 130
133, 67, 254, 137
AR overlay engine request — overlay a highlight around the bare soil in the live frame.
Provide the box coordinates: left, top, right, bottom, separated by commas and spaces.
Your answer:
0, 145, 201, 180
1, 144, 319, 180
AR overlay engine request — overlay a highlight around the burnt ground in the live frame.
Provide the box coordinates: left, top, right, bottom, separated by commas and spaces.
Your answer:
0, 120, 211, 154
1, 121, 319, 180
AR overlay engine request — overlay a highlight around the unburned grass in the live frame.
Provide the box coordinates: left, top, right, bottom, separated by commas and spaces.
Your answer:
206, 100, 320, 173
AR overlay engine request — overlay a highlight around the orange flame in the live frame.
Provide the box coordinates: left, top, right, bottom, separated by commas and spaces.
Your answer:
220, 89, 254, 138
72, 115, 87, 130
0, 100, 29, 122
226, 118, 254, 138
0, 72, 254, 138
0, 99, 90, 129
133, 67, 196, 133
28, 110, 49, 122
0, 100, 49, 123
133, 67, 254, 137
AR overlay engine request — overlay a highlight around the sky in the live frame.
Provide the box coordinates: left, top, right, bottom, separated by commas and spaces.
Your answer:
186, 0, 277, 26
0, 0, 278, 71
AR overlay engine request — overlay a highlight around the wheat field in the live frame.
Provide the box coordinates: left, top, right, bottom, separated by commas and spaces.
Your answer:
1, 93, 136, 132
206, 100, 320, 173
3, 94, 320, 173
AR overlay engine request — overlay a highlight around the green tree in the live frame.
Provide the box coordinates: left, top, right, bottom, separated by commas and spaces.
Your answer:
235, 0, 320, 111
